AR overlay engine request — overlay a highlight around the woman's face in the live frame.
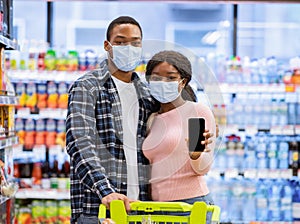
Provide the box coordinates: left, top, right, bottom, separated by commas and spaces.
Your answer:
149, 62, 181, 82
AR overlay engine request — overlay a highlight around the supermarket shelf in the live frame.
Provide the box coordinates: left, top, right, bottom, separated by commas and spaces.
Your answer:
15, 107, 67, 119
208, 168, 297, 179
222, 124, 300, 136
0, 95, 19, 106
0, 136, 18, 150
15, 188, 70, 200
7, 70, 85, 83
216, 83, 287, 93
0, 35, 18, 50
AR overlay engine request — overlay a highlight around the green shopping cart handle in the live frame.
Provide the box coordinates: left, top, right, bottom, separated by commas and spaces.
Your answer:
99, 200, 221, 224
130, 201, 193, 212
98, 200, 192, 217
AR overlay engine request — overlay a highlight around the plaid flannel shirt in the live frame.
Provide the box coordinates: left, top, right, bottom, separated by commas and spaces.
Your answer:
66, 59, 158, 223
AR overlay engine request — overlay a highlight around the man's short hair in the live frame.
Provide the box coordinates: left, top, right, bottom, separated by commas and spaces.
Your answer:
106, 16, 143, 41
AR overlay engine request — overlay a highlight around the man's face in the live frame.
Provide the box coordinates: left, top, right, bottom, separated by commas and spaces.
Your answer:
105, 24, 142, 51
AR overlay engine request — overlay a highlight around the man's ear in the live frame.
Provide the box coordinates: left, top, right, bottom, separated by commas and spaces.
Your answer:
104, 40, 110, 51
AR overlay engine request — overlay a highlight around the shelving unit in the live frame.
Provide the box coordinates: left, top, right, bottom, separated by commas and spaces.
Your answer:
7, 66, 300, 223
0, 34, 19, 223
6, 68, 73, 223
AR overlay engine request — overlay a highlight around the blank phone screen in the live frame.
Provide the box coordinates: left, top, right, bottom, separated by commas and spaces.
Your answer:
188, 118, 205, 152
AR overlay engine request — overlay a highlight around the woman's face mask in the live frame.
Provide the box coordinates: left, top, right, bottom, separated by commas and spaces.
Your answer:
107, 42, 142, 72
149, 79, 184, 103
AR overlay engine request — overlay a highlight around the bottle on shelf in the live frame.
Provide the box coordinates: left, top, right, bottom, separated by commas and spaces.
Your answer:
289, 140, 299, 176
256, 179, 269, 221
278, 140, 289, 169
28, 39, 39, 71
41, 160, 51, 189
19, 39, 29, 70
36, 82, 48, 109
23, 118, 35, 150
292, 178, 300, 221
35, 118, 46, 146
266, 56, 279, 83
44, 49, 57, 71
267, 137, 278, 169
258, 58, 269, 84
268, 179, 282, 221
31, 162, 42, 187
37, 40, 48, 71
281, 179, 293, 221
242, 179, 256, 222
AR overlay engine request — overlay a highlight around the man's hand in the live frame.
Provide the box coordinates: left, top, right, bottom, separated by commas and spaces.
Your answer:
101, 193, 136, 212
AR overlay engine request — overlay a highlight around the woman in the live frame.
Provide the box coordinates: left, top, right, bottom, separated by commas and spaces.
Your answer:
142, 50, 216, 222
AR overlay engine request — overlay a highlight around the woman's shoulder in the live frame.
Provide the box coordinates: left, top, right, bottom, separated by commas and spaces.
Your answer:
186, 101, 211, 110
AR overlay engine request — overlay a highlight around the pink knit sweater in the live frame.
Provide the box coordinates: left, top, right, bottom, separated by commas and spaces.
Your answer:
142, 101, 216, 201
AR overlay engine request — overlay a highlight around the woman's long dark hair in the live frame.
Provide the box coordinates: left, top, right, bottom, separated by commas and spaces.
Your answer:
145, 50, 197, 102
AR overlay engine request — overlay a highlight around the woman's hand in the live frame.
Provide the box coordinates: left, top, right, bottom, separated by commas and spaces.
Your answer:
187, 129, 214, 160
202, 129, 214, 150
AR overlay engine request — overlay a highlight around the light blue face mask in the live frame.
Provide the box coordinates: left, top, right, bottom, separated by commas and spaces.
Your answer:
149, 80, 183, 103
108, 43, 142, 72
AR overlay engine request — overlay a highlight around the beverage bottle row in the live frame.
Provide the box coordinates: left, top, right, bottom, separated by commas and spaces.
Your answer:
15, 117, 66, 150
213, 132, 299, 172
14, 149, 70, 188
208, 177, 300, 222
12, 80, 69, 112
6, 39, 99, 72
15, 199, 71, 224
205, 54, 300, 85
214, 92, 300, 129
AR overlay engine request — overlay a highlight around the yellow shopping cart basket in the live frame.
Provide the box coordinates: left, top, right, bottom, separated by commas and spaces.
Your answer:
99, 200, 221, 224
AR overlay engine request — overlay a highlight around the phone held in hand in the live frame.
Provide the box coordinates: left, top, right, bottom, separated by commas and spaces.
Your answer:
188, 117, 205, 152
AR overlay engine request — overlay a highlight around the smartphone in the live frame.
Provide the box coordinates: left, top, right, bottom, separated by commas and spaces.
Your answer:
188, 118, 206, 152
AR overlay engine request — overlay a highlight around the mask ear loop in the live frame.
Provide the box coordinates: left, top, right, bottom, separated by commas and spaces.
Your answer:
178, 78, 185, 95
106, 41, 114, 60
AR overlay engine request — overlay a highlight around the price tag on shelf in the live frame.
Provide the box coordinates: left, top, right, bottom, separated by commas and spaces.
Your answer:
223, 124, 239, 136
282, 125, 295, 136
280, 169, 293, 179
16, 108, 31, 118
268, 169, 280, 179
12, 144, 23, 154
295, 125, 300, 135
49, 145, 63, 153
270, 125, 282, 135
39, 108, 67, 119
6, 137, 12, 147
208, 169, 222, 178
219, 83, 229, 93
237, 84, 248, 93
245, 125, 258, 136
0, 139, 5, 149
243, 169, 257, 179
256, 169, 269, 179
0, 96, 8, 105
246, 84, 257, 92
224, 168, 239, 179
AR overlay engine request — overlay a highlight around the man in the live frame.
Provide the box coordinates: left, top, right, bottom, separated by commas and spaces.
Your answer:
66, 16, 158, 224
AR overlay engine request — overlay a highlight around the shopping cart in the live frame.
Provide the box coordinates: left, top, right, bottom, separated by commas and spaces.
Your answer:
99, 200, 221, 224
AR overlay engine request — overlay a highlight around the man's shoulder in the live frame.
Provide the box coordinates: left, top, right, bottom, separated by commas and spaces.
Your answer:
73, 60, 111, 89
